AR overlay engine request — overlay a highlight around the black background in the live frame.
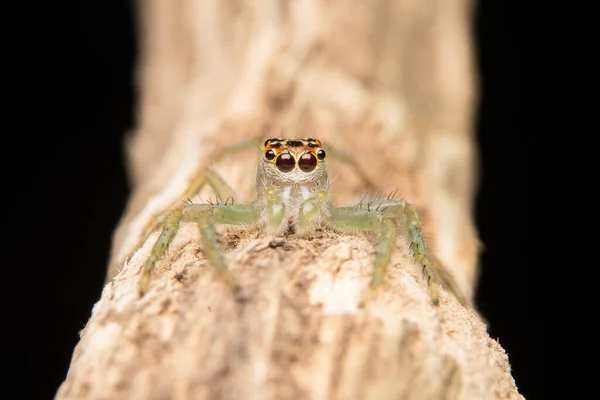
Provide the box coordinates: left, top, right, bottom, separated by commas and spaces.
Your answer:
5, 1, 548, 399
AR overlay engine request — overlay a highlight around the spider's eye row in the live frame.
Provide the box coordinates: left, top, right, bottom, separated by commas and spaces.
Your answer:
316, 149, 326, 160
298, 153, 317, 172
276, 153, 295, 172
265, 149, 276, 160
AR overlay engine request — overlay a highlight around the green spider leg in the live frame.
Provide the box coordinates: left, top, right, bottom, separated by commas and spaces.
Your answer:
134, 168, 240, 261
137, 167, 252, 296
138, 200, 261, 295
329, 207, 396, 288
394, 200, 468, 305
329, 197, 452, 305
132, 138, 265, 261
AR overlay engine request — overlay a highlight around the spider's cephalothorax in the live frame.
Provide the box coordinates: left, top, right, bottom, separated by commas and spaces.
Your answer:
137, 137, 465, 306
255, 138, 330, 235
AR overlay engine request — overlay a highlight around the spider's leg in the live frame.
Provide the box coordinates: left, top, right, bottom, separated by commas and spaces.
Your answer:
329, 207, 397, 289
329, 197, 466, 306
376, 199, 468, 305
401, 202, 440, 304
137, 168, 240, 245
139, 209, 183, 295
184, 168, 237, 202
131, 138, 263, 264
133, 173, 226, 266
138, 202, 260, 296
183, 202, 259, 272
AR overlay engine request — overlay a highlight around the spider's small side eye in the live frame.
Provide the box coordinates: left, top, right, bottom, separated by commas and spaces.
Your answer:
276, 153, 295, 172
317, 149, 326, 160
299, 153, 317, 172
265, 149, 276, 160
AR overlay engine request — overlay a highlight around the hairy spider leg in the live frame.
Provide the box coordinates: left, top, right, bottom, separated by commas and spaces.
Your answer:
329, 198, 450, 305
403, 202, 440, 305
138, 208, 183, 295
135, 168, 241, 252
137, 168, 246, 296
131, 139, 265, 262
376, 198, 469, 305
329, 207, 397, 288
139, 202, 260, 295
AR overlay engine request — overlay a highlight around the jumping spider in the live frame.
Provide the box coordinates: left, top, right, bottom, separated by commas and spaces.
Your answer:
138, 137, 465, 306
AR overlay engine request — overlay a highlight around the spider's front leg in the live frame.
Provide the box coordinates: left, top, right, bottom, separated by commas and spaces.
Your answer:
130, 138, 264, 267
138, 200, 261, 296
328, 206, 397, 291
185, 201, 260, 272
134, 169, 238, 265
329, 198, 448, 306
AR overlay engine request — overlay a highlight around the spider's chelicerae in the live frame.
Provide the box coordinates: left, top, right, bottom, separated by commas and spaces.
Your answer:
138, 137, 464, 306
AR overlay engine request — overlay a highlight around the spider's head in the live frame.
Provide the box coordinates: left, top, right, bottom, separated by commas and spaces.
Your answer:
260, 138, 328, 184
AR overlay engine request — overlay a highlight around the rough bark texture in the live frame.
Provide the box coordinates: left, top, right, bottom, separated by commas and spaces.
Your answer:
57, 1, 523, 399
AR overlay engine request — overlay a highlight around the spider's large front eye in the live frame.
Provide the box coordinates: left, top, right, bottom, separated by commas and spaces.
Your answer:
298, 153, 317, 172
276, 153, 295, 172
265, 149, 275, 160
